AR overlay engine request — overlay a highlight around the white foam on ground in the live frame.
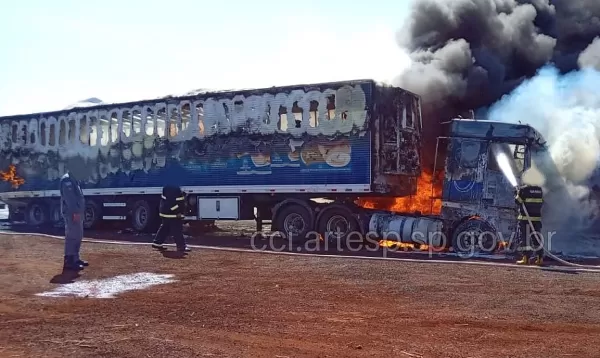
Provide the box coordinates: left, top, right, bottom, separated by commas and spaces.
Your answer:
36, 272, 177, 298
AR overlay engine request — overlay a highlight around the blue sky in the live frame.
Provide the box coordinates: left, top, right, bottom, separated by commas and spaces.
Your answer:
0, 0, 412, 116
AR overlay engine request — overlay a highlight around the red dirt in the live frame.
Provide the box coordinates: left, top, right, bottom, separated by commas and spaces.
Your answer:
2, 234, 600, 358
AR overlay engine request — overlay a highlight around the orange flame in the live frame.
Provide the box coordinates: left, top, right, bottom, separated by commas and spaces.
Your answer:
357, 169, 444, 216
356, 169, 444, 252
378, 239, 430, 251
0, 164, 25, 189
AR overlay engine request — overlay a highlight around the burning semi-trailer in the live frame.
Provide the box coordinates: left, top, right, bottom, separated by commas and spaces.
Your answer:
0, 79, 550, 254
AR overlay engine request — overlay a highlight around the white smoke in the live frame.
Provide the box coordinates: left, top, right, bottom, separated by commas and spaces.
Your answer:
490, 143, 519, 187
578, 36, 600, 71
487, 65, 600, 256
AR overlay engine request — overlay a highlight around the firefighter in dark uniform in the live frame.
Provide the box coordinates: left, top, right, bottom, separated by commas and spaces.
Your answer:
152, 185, 190, 252
514, 184, 544, 266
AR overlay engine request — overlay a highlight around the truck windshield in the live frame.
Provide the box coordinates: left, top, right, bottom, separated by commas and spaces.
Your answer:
487, 143, 527, 182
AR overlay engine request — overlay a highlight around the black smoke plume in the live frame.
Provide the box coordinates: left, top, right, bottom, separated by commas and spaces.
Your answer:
394, 0, 600, 166
393, 0, 600, 255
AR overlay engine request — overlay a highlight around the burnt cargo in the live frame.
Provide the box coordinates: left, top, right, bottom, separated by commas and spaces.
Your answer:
0, 79, 422, 199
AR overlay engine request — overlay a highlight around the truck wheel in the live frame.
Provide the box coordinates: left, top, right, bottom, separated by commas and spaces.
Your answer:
317, 207, 359, 245
131, 199, 158, 233
274, 204, 313, 244
451, 219, 497, 255
25, 201, 49, 227
83, 201, 101, 230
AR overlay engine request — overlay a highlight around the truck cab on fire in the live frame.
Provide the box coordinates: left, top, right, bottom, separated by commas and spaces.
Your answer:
437, 118, 547, 254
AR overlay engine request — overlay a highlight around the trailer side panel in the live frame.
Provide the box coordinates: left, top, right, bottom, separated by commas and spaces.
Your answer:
0, 80, 375, 195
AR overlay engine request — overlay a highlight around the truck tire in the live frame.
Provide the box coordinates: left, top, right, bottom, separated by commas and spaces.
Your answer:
274, 204, 313, 244
25, 201, 50, 227
451, 218, 497, 255
131, 199, 158, 233
317, 206, 360, 245
83, 200, 101, 230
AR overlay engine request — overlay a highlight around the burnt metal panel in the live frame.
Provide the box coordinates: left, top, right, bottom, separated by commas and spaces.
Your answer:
0, 79, 377, 121
448, 119, 545, 146
442, 138, 487, 203
371, 85, 421, 195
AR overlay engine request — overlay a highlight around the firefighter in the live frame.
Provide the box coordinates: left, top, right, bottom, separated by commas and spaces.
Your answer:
514, 184, 544, 266
152, 185, 190, 252
60, 172, 88, 271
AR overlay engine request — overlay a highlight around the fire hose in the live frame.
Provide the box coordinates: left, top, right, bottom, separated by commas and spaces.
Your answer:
518, 200, 600, 270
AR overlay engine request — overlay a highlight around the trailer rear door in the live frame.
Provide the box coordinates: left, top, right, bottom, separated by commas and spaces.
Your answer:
375, 87, 422, 175
371, 86, 422, 195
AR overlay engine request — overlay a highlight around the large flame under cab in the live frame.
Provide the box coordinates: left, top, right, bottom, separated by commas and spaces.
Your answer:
0, 79, 546, 253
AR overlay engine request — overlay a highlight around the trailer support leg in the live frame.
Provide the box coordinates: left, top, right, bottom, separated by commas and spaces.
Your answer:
255, 207, 263, 233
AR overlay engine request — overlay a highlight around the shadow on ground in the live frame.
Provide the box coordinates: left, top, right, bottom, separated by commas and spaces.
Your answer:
160, 251, 189, 259
50, 270, 81, 284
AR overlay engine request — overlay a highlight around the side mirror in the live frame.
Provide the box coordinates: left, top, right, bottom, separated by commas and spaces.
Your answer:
513, 144, 526, 159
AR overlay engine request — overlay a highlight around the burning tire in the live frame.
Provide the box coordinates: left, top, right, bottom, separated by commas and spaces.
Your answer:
317, 206, 360, 245
451, 218, 498, 255
274, 204, 313, 244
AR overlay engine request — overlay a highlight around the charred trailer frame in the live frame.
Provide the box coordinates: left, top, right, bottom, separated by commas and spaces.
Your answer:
0, 79, 423, 243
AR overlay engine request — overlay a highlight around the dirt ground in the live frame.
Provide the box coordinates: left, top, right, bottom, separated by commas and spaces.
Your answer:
2, 235, 600, 358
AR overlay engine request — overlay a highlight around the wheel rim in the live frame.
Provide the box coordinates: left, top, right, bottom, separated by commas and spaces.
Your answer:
326, 214, 350, 240
52, 207, 61, 222
457, 228, 495, 253
32, 206, 42, 223
30, 205, 44, 225
84, 206, 95, 225
283, 213, 305, 236
136, 206, 148, 228
457, 230, 477, 252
